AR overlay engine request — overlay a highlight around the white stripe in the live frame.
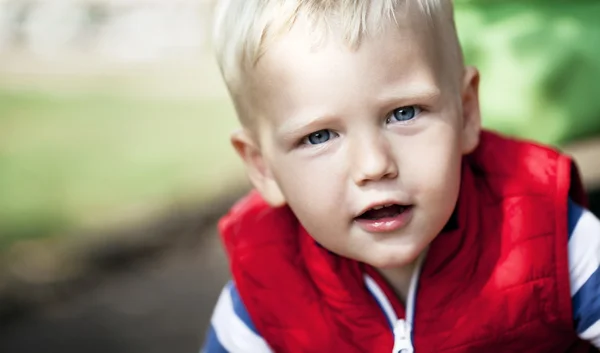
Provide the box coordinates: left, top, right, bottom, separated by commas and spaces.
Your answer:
211, 286, 272, 353
364, 273, 398, 324
568, 209, 600, 295
406, 250, 426, 326
579, 319, 600, 348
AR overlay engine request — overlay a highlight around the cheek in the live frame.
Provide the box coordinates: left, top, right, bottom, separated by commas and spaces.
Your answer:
275, 157, 346, 216
400, 134, 462, 197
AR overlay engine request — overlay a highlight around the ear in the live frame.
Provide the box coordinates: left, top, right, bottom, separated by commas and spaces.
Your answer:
460, 66, 482, 154
231, 129, 287, 207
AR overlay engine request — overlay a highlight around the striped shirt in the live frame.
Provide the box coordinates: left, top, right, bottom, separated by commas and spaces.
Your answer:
202, 200, 600, 352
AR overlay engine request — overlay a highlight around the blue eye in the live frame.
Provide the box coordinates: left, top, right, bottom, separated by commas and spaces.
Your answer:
387, 106, 421, 124
304, 129, 333, 145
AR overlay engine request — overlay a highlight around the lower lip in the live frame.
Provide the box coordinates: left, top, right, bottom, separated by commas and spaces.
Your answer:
354, 206, 414, 233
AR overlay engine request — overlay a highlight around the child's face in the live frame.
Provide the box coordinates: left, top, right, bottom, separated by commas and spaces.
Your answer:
234, 19, 481, 269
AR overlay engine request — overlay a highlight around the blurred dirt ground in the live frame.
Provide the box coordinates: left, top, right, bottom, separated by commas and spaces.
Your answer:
0, 227, 229, 353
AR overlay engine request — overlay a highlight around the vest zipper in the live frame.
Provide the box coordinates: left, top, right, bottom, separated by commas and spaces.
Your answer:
391, 251, 426, 353
392, 319, 413, 353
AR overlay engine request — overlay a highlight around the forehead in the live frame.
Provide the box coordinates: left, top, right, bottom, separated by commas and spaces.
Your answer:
244, 16, 444, 128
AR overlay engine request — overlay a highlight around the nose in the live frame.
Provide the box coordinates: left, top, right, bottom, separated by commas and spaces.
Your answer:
351, 134, 399, 186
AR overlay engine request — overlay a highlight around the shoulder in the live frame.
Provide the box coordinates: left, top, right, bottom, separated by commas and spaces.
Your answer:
469, 131, 579, 202
567, 199, 600, 285
218, 190, 298, 256
567, 199, 600, 340
203, 281, 272, 353
567, 198, 597, 240
473, 131, 566, 175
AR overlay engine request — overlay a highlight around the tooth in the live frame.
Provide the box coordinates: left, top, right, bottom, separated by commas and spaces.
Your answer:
373, 205, 384, 210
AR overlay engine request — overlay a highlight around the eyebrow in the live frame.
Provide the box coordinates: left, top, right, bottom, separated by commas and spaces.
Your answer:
276, 113, 336, 142
374, 86, 442, 108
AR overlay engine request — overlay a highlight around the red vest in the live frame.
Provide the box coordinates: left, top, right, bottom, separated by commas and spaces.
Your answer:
219, 131, 591, 352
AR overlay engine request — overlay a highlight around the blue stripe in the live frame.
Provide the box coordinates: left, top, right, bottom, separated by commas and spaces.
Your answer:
568, 198, 584, 240
410, 286, 418, 343
365, 284, 393, 329
573, 266, 600, 333
202, 325, 229, 353
229, 281, 259, 334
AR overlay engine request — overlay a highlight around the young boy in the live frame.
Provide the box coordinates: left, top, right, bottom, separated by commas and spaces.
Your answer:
203, 0, 600, 352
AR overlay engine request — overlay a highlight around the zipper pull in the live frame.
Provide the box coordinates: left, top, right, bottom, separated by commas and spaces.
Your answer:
392, 319, 414, 353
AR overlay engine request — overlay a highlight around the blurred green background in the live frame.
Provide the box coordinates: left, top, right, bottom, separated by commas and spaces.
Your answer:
1, 0, 599, 250
456, 1, 600, 144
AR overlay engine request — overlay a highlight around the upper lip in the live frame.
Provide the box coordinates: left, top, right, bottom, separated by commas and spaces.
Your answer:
355, 200, 412, 218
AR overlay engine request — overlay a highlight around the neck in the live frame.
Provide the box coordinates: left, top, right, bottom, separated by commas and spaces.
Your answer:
376, 262, 417, 305
376, 249, 428, 305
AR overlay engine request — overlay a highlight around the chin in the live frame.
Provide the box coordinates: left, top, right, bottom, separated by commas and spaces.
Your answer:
364, 252, 417, 269
378, 241, 428, 267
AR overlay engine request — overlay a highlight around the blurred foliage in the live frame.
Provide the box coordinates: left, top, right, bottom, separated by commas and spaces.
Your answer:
455, 1, 600, 144
0, 89, 241, 248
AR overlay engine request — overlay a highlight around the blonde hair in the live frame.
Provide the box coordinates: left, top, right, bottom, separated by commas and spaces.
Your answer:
213, 0, 464, 124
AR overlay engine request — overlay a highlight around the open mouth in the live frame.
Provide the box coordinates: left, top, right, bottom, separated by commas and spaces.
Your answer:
356, 204, 412, 220
354, 204, 414, 233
